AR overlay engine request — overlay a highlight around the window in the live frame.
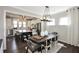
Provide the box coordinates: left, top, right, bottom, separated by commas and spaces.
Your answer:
19, 21, 22, 27
47, 19, 55, 26
59, 17, 70, 25
23, 22, 26, 27
13, 20, 17, 28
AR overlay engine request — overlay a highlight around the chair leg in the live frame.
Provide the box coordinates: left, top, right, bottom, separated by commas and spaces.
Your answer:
26, 49, 28, 53
41, 46, 42, 53
25, 47, 28, 53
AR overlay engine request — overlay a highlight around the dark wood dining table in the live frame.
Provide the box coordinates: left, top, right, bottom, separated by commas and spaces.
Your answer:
30, 34, 58, 52
30, 34, 58, 43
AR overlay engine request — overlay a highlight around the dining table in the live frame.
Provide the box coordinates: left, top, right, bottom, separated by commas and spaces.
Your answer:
29, 34, 58, 52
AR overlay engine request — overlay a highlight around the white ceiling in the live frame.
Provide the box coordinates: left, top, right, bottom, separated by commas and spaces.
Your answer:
12, 6, 73, 16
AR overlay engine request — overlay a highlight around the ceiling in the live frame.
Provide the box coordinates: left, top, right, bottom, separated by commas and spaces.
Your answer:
6, 12, 37, 20
12, 6, 73, 16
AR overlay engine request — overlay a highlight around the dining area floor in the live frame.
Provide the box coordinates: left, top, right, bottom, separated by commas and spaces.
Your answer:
4, 37, 79, 53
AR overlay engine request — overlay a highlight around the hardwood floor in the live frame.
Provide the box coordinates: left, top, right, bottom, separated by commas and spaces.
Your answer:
4, 37, 27, 53
4, 37, 79, 53
58, 41, 79, 53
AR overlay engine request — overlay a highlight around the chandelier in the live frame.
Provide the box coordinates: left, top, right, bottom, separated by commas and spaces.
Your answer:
41, 6, 51, 22
18, 15, 37, 21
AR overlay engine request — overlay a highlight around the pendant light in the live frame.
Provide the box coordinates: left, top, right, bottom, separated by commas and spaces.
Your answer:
41, 6, 51, 22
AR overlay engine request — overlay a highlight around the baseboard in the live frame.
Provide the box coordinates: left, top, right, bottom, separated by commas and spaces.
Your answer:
58, 41, 79, 47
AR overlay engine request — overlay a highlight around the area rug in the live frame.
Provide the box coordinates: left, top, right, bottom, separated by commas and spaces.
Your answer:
35, 42, 65, 53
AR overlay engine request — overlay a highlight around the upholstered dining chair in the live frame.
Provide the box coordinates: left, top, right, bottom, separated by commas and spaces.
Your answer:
25, 40, 42, 53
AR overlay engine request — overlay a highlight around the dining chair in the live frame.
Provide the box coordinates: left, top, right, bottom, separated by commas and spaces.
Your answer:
25, 40, 42, 53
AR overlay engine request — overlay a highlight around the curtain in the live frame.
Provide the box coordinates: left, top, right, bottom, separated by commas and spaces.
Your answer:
67, 7, 79, 46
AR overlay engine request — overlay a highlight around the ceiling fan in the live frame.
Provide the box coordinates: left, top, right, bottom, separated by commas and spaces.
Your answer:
40, 6, 52, 22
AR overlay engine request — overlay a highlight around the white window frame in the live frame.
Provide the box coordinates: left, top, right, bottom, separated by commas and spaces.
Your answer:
23, 21, 26, 28
59, 17, 70, 25
19, 21, 22, 28
13, 20, 17, 28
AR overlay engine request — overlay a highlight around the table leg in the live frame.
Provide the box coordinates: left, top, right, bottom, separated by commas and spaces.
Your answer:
45, 39, 48, 53
41, 45, 42, 53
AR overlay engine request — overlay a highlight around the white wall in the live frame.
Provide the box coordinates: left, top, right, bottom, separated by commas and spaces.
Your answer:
47, 12, 68, 43
46, 8, 79, 46
0, 9, 4, 39
6, 17, 13, 36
